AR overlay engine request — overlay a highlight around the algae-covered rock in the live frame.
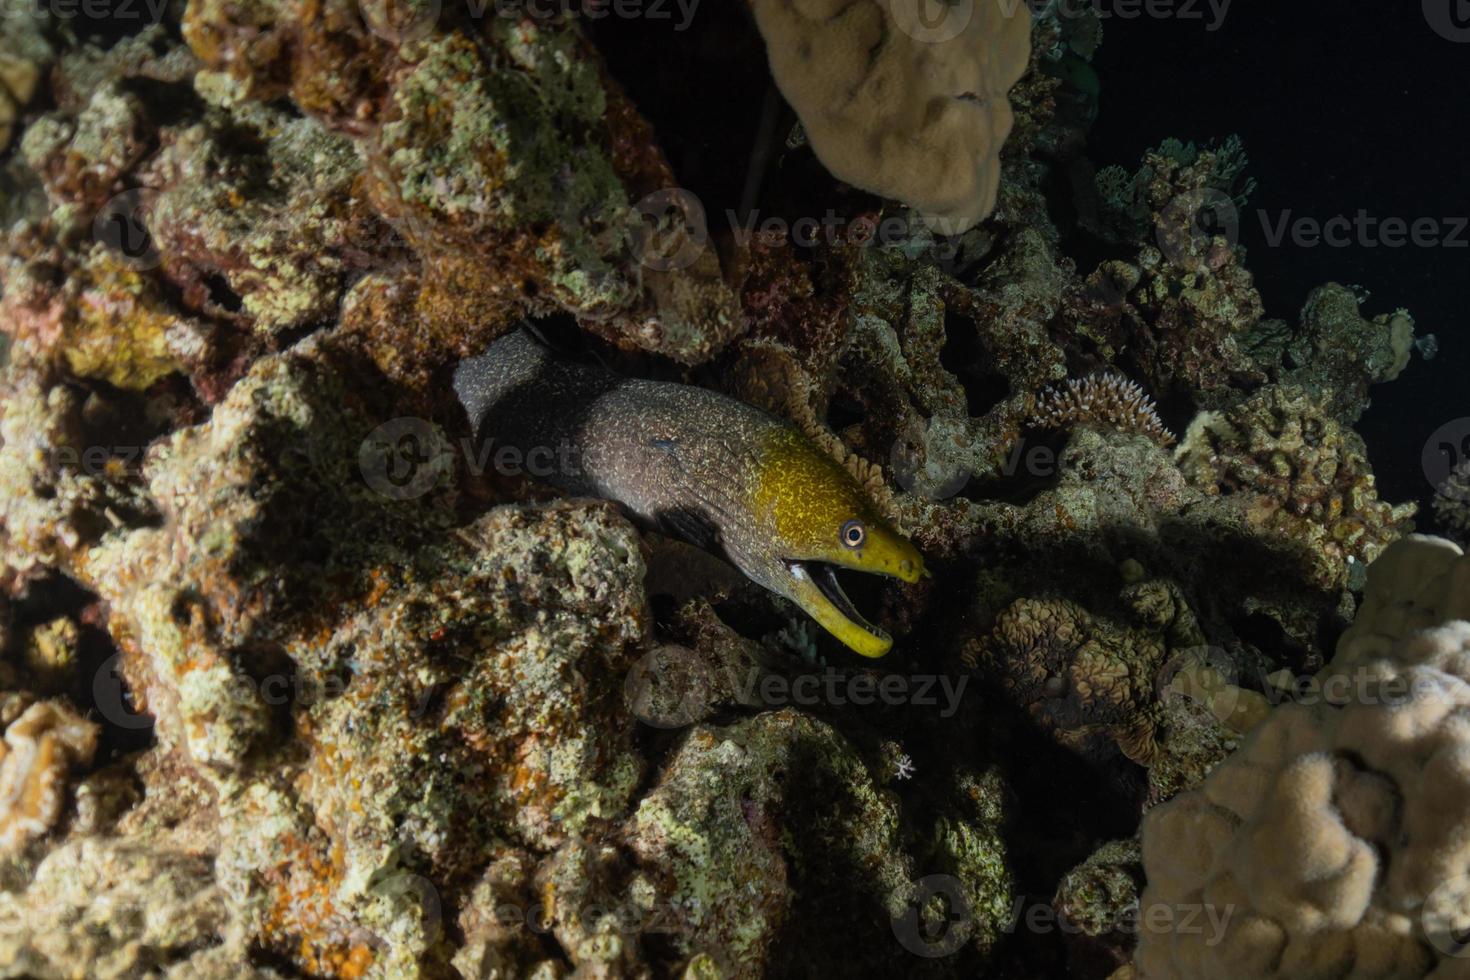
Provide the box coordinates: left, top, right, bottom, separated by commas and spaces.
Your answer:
0, 4, 1426, 978
628, 710, 1014, 976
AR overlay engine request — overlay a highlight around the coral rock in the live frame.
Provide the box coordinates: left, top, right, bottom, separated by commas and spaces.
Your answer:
0, 700, 99, 854
1177, 384, 1416, 591
751, 0, 1032, 233
1135, 537, 1470, 979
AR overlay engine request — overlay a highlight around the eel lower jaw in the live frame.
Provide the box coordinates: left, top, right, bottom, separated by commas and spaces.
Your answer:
785, 559, 893, 658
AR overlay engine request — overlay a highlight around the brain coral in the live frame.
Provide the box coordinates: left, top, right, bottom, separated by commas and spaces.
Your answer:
1134, 536, 1470, 980
974, 596, 1167, 766
751, 0, 1032, 233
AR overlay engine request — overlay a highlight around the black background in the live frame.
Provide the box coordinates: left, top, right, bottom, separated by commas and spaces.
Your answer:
1089, 0, 1469, 517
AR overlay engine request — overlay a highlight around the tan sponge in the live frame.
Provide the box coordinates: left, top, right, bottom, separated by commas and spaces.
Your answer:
751, 0, 1033, 234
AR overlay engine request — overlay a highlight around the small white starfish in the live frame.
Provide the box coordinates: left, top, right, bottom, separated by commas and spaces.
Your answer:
894, 754, 916, 781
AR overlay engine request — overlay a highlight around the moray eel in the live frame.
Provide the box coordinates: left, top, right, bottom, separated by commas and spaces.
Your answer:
453, 330, 925, 657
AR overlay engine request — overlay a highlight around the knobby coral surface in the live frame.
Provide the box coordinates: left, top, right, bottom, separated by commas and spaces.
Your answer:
0, 3, 1428, 978
750, 0, 1032, 233
1135, 536, 1470, 980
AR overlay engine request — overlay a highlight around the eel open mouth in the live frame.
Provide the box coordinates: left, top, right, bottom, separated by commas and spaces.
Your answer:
786, 559, 892, 657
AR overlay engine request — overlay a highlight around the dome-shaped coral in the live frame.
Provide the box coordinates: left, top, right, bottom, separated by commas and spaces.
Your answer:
1135, 536, 1470, 979
750, 0, 1032, 233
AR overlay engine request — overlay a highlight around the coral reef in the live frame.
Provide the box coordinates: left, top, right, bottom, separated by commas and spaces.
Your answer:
0, 3, 1426, 978
1071, 138, 1267, 402
1134, 536, 1470, 979
1432, 460, 1470, 542
1032, 374, 1175, 447
1176, 384, 1416, 591
750, 0, 1032, 233
1248, 283, 1417, 423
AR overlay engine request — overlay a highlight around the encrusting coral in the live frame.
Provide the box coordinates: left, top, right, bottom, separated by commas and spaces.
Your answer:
0, 699, 98, 854
750, 0, 1032, 233
1176, 384, 1416, 591
1133, 535, 1470, 980
972, 596, 1168, 766
0, 2, 1430, 977
1432, 460, 1470, 542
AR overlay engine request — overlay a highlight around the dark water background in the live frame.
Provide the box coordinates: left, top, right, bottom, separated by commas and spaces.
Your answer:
71, 1, 1468, 522
1091, 0, 1469, 520
586, 0, 1469, 524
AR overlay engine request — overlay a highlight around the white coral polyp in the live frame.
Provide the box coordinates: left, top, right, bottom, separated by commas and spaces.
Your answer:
751, 0, 1033, 234
1136, 536, 1470, 979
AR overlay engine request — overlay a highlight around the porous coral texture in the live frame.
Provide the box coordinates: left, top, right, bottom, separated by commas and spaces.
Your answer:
1177, 385, 1416, 591
0, 700, 98, 853
751, 0, 1032, 232
1136, 536, 1470, 980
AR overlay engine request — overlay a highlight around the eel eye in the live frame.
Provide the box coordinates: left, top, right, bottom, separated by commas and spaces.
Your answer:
840, 520, 865, 549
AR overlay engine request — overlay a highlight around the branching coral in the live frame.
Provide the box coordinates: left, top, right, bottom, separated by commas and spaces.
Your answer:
1032, 374, 1176, 447
750, 0, 1032, 233
1134, 536, 1470, 979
